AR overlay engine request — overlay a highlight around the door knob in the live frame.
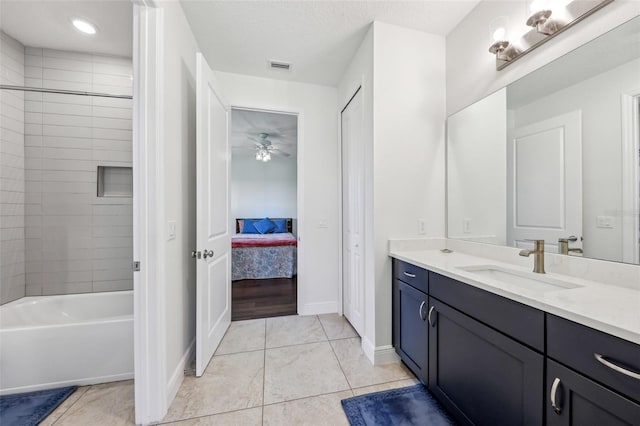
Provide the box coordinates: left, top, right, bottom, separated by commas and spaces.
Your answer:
191, 251, 201, 259
202, 250, 214, 259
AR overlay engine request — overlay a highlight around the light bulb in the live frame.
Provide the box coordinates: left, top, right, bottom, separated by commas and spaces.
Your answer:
492, 27, 506, 42
72, 19, 97, 35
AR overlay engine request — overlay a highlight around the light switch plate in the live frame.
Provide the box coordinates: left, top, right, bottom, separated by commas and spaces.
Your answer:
167, 220, 177, 240
318, 218, 328, 228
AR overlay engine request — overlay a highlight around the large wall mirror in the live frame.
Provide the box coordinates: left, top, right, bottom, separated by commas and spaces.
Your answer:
447, 15, 640, 265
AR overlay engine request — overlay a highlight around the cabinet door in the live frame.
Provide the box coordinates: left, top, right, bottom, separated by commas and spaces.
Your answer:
547, 359, 640, 426
428, 298, 543, 426
395, 280, 429, 383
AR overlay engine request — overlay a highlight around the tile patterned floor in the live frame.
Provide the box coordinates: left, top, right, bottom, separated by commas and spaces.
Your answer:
42, 314, 417, 425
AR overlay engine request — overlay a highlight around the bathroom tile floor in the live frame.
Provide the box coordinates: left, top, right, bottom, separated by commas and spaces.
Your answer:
42, 313, 417, 425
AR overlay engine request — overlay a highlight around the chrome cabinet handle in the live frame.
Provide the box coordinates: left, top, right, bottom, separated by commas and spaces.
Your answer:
427, 306, 435, 327
403, 272, 416, 278
202, 250, 214, 259
550, 378, 562, 414
418, 301, 426, 321
594, 353, 640, 380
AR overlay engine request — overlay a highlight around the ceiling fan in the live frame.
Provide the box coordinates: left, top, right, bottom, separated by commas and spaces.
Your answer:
248, 133, 291, 161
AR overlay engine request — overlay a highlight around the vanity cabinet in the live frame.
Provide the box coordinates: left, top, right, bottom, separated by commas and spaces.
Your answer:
546, 315, 640, 425
392, 259, 429, 383
546, 359, 640, 426
391, 258, 640, 426
428, 292, 544, 426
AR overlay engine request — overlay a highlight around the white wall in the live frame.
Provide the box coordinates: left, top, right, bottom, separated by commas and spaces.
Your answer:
337, 25, 375, 352
448, 88, 507, 245
0, 31, 25, 305
446, 0, 640, 115
231, 155, 297, 224
372, 22, 446, 348
158, 0, 199, 409
511, 58, 640, 262
22, 47, 132, 296
213, 71, 339, 315
337, 22, 446, 356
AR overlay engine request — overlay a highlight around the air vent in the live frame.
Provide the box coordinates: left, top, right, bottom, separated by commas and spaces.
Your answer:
269, 60, 292, 71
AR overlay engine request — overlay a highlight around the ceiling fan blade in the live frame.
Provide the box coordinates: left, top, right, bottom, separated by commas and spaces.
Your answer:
272, 148, 291, 157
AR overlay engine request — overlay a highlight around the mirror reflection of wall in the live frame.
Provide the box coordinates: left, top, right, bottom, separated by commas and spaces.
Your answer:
447, 15, 640, 265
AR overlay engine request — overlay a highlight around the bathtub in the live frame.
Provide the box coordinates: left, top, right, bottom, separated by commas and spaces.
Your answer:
0, 290, 133, 395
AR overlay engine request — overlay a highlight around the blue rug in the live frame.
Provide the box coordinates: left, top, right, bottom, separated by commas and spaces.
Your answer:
341, 384, 458, 426
0, 386, 77, 426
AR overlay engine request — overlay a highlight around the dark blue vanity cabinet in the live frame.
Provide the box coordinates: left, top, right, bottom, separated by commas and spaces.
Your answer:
427, 273, 544, 426
392, 259, 429, 384
391, 258, 640, 426
546, 315, 640, 426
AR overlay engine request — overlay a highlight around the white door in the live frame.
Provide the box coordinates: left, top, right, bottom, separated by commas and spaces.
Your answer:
507, 111, 583, 253
195, 53, 231, 376
341, 89, 364, 336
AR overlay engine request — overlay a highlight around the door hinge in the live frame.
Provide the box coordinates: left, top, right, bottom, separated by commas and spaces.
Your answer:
133, 261, 141, 272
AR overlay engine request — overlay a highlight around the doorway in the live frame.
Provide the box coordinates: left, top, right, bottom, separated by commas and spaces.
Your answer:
229, 108, 299, 320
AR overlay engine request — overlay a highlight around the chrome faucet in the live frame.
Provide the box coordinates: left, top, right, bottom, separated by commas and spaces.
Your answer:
558, 236, 583, 255
519, 240, 545, 274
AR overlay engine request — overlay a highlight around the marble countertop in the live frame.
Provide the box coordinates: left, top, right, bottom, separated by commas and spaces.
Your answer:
389, 248, 640, 346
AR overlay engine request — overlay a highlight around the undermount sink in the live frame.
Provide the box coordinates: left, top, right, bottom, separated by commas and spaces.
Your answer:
457, 265, 583, 294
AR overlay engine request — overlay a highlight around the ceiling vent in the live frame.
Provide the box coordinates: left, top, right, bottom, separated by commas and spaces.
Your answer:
268, 60, 292, 71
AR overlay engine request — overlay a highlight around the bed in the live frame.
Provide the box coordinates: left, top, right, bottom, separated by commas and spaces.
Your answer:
232, 218, 297, 281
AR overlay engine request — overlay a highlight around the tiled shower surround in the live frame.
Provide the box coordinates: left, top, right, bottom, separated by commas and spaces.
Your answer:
0, 31, 133, 302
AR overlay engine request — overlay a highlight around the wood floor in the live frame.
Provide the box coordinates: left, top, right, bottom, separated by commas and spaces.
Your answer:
232, 277, 297, 321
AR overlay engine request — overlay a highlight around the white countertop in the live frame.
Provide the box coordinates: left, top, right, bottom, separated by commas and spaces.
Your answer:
389, 248, 640, 346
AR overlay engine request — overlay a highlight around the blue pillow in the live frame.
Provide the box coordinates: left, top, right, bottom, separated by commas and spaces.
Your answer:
272, 219, 288, 233
241, 219, 260, 234
254, 218, 276, 234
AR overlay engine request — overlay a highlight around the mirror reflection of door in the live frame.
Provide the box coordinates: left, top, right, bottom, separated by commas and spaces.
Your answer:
507, 111, 583, 253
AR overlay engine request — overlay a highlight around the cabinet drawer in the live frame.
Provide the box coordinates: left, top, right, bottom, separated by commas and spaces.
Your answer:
393, 259, 428, 293
429, 272, 544, 352
547, 314, 640, 403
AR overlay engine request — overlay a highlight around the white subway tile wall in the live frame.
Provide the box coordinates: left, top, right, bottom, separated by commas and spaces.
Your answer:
0, 32, 26, 304
22, 47, 133, 296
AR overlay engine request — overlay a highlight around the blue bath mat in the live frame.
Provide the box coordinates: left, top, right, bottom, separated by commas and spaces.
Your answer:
341, 384, 457, 426
0, 386, 77, 426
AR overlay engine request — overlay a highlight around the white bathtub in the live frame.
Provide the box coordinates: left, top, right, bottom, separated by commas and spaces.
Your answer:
0, 291, 133, 395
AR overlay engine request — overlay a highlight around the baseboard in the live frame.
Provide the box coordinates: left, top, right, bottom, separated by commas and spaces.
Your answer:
361, 336, 376, 364
360, 338, 400, 365
166, 338, 195, 407
373, 345, 400, 365
297, 301, 337, 316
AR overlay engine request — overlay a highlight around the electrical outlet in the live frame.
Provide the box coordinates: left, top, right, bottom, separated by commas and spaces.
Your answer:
418, 219, 426, 235
463, 218, 471, 234
596, 216, 614, 229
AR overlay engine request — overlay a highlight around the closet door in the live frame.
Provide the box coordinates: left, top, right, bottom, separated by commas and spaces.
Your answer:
341, 89, 364, 336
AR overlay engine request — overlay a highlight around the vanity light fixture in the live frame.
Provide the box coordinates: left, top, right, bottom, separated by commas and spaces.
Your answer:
489, 0, 614, 70
488, 17, 520, 63
72, 18, 97, 35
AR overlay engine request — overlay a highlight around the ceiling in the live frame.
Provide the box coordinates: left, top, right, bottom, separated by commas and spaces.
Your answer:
0, 1, 132, 57
231, 109, 298, 159
181, 0, 481, 86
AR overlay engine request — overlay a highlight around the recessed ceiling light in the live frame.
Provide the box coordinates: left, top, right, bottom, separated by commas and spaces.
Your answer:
72, 19, 97, 35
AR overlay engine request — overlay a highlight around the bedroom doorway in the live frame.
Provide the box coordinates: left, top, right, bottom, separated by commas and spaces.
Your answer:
230, 108, 299, 320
